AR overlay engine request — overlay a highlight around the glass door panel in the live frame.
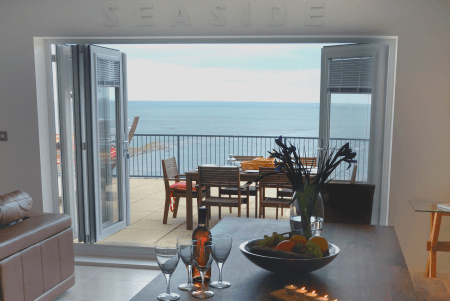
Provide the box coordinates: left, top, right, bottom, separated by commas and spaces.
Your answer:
89, 45, 128, 242
329, 94, 371, 182
97, 86, 120, 228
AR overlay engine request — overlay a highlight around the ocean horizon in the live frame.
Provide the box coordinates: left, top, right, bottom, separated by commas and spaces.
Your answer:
127, 100, 371, 139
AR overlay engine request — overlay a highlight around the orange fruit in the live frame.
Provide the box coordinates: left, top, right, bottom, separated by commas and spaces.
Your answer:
308, 236, 328, 254
275, 240, 295, 252
289, 235, 308, 246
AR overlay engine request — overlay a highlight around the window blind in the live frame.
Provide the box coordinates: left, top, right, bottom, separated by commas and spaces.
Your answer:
327, 57, 373, 94
97, 57, 120, 87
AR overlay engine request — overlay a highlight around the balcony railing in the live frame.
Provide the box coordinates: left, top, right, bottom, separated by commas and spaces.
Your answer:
129, 134, 369, 182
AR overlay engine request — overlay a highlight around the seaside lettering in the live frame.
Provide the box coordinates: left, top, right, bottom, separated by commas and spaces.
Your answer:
102, 1, 324, 27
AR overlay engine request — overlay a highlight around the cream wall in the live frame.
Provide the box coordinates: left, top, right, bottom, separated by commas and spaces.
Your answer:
1, 0, 449, 273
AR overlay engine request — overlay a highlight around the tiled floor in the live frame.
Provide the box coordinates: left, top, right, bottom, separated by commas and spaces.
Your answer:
411, 272, 450, 301
92, 178, 286, 247
55, 265, 160, 301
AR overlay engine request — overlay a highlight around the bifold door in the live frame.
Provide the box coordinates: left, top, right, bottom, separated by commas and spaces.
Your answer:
54, 44, 130, 243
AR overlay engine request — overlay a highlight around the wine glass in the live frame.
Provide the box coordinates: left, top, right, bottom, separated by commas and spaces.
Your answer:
176, 235, 200, 291
209, 233, 232, 289
191, 241, 215, 299
155, 243, 180, 301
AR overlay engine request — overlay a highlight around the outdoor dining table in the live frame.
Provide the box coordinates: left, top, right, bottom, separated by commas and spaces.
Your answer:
184, 168, 261, 230
131, 217, 418, 301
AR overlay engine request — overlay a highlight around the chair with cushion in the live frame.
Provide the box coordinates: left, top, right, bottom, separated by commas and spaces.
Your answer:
259, 167, 292, 219
197, 166, 250, 223
162, 157, 209, 224
276, 157, 317, 199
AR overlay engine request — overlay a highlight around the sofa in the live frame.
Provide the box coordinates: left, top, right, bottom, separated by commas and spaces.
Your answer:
0, 191, 75, 301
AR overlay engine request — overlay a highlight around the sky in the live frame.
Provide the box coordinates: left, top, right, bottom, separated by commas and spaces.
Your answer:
101, 43, 370, 104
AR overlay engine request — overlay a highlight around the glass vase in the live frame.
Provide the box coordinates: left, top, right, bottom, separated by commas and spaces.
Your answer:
289, 189, 324, 239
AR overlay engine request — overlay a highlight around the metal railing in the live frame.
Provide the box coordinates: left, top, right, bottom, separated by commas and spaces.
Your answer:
129, 134, 369, 182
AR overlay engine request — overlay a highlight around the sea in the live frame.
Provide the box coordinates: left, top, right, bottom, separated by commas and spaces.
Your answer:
127, 101, 371, 139
125, 101, 371, 180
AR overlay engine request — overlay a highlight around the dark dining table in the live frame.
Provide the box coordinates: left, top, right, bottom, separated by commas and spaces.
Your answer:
131, 217, 418, 301
184, 168, 260, 230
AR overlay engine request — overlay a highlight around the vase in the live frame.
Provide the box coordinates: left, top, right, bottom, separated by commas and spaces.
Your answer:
289, 189, 324, 239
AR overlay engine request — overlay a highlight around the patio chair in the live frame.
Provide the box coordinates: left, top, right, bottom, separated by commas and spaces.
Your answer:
259, 167, 292, 219
276, 157, 317, 199
197, 166, 250, 223
111, 116, 139, 170
221, 155, 262, 215
162, 157, 209, 224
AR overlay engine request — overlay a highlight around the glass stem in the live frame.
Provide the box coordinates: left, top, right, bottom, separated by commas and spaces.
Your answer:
217, 262, 224, 282
164, 273, 171, 295
187, 264, 193, 285
199, 270, 205, 292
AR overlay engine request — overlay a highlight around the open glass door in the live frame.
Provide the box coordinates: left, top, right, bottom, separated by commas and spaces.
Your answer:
84, 45, 129, 242
54, 44, 130, 243
318, 44, 388, 224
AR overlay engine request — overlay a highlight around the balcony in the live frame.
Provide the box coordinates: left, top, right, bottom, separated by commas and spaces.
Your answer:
128, 134, 369, 181
91, 134, 368, 247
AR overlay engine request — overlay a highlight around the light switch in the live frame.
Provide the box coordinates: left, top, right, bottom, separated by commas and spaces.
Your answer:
0, 131, 8, 141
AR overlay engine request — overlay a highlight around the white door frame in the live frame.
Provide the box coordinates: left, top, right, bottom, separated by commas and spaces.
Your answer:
35, 36, 397, 258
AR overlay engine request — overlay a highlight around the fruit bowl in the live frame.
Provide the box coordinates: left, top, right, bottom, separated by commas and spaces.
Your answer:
239, 239, 340, 274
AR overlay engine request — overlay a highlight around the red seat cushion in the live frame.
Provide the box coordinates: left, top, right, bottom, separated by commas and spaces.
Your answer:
169, 182, 197, 212
170, 182, 197, 192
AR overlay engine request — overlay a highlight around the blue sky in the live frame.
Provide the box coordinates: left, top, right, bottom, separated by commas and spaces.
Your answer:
102, 43, 369, 104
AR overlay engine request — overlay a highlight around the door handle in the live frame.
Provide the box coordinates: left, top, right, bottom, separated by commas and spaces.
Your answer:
123, 141, 129, 159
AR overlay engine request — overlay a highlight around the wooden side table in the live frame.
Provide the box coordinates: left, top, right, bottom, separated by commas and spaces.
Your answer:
410, 201, 450, 278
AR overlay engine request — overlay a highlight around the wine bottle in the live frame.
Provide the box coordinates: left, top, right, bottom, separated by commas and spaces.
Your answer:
192, 206, 211, 283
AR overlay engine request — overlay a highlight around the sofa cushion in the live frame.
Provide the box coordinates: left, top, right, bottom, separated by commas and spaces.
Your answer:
0, 212, 71, 261
0, 190, 33, 226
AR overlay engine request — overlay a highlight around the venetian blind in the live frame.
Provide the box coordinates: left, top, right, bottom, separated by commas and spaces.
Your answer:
96, 57, 120, 87
327, 57, 373, 94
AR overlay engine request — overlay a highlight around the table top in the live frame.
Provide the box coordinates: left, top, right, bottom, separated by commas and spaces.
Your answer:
184, 167, 317, 177
409, 200, 450, 213
131, 218, 417, 301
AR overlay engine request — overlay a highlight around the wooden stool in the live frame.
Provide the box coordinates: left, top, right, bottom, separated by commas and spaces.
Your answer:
426, 211, 450, 278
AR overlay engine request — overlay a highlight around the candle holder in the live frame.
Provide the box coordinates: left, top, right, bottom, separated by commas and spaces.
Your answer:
295, 287, 308, 299
285, 285, 297, 295
304, 290, 318, 300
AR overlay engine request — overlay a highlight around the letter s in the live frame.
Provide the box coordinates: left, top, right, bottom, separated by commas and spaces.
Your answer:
103, 3, 119, 26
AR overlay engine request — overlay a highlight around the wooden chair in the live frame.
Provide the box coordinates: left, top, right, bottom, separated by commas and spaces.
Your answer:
162, 157, 209, 224
276, 157, 317, 199
111, 116, 139, 170
197, 166, 250, 223
258, 167, 292, 219
221, 155, 261, 216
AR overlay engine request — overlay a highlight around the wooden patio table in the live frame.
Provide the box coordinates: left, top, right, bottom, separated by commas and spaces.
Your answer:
184, 168, 260, 230
131, 218, 418, 301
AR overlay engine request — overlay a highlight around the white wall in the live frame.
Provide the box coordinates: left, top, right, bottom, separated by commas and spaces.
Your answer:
1, 0, 450, 274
